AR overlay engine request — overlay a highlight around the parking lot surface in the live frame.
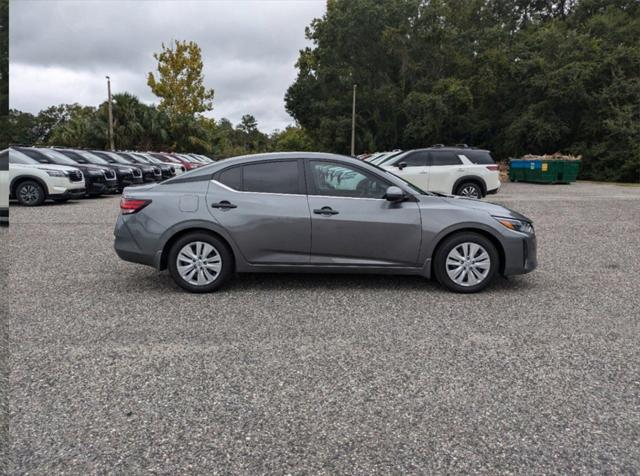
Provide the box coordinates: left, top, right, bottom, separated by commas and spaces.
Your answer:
7, 182, 640, 473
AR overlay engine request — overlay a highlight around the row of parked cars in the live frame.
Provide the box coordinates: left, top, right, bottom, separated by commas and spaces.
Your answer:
5, 147, 213, 206
0, 150, 7, 225
357, 145, 501, 199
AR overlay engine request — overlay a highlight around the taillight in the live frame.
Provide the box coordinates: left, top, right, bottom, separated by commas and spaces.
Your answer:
120, 197, 151, 215
486, 165, 499, 171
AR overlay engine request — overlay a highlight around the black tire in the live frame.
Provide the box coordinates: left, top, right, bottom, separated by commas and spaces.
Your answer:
454, 181, 483, 199
167, 232, 234, 293
433, 232, 499, 293
16, 180, 46, 206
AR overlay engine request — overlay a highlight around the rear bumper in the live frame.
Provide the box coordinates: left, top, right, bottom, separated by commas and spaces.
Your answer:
114, 215, 157, 267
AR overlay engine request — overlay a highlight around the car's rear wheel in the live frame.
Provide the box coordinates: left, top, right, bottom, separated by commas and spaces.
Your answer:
168, 232, 234, 293
455, 182, 482, 199
433, 232, 499, 293
16, 181, 46, 206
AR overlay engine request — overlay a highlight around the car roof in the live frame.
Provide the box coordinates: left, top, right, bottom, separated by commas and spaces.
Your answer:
210, 151, 357, 167
166, 151, 380, 181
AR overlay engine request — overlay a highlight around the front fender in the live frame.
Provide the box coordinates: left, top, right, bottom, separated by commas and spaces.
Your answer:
419, 221, 505, 265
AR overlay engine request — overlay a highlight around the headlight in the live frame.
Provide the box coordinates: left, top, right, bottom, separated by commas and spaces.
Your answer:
45, 169, 66, 177
493, 216, 534, 234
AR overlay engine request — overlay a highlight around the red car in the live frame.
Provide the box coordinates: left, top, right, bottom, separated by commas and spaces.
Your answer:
149, 152, 200, 171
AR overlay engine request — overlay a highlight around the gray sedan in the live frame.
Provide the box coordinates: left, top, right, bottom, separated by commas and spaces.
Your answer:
114, 152, 536, 293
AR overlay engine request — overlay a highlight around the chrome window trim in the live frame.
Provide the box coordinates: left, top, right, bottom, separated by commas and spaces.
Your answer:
211, 180, 387, 200
210, 179, 306, 198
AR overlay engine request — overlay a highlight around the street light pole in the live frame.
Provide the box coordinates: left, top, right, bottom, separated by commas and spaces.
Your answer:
351, 84, 357, 157
106, 76, 115, 151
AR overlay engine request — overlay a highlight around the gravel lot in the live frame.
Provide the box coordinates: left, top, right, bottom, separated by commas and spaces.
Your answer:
7, 182, 640, 474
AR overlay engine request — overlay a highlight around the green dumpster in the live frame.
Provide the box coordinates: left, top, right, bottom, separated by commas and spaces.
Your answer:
509, 159, 580, 184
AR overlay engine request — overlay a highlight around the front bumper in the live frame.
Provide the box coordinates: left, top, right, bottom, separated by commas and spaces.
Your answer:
50, 188, 86, 199
87, 178, 119, 195
118, 173, 144, 189
502, 232, 537, 276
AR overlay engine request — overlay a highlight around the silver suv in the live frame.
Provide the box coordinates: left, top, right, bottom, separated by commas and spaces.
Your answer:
114, 152, 537, 293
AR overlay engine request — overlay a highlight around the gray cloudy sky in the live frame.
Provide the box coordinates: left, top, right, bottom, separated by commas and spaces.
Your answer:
10, 0, 326, 132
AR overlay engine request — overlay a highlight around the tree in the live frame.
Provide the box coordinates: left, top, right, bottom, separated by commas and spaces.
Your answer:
236, 114, 268, 152
286, 0, 640, 182
270, 126, 315, 151
147, 40, 215, 123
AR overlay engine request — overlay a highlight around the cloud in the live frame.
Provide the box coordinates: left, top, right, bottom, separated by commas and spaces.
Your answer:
10, 0, 326, 132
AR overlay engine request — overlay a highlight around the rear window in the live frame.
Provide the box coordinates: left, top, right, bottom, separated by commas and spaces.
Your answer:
463, 150, 495, 164
217, 166, 242, 190
430, 151, 462, 166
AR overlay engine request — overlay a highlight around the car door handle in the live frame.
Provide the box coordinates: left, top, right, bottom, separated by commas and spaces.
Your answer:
313, 207, 339, 216
211, 200, 237, 209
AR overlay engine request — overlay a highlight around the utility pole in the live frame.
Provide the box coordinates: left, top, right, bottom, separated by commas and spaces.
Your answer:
106, 76, 115, 151
351, 84, 357, 157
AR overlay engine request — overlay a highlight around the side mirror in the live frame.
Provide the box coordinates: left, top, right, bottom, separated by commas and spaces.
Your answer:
384, 186, 405, 202
396, 162, 407, 170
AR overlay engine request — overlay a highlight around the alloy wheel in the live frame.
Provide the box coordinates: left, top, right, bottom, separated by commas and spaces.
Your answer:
19, 184, 40, 205
445, 242, 491, 286
459, 185, 480, 198
176, 241, 222, 286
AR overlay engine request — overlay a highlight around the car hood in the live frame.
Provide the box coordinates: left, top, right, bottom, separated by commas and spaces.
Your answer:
435, 195, 532, 222
72, 164, 111, 172
12, 163, 81, 173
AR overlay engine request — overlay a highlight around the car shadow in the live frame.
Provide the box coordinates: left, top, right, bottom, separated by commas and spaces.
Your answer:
121, 269, 534, 295
10, 195, 117, 207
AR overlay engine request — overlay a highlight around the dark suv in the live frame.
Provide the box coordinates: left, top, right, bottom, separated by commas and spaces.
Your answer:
91, 151, 162, 183
55, 149, 143, 193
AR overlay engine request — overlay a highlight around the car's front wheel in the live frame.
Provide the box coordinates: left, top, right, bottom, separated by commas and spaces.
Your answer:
16, 180, 46, 206
455, 182, 482, 199
167, 232, 234, 293
433, 232, 499, 293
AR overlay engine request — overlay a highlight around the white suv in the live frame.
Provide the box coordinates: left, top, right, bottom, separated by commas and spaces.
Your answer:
380, 147, 500, 198
8, 148, 86, 206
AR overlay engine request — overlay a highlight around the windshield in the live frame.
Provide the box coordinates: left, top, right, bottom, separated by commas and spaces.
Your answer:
149, 152, 174, 163
113, 152, 137, 164
78, 151, 109, 165
107, 152, 131, 164
375, 150, 406, 165
140, 153, 162, 164
131, 153, 152, 164
39, 149, 78, 165
9, 149, 40, 165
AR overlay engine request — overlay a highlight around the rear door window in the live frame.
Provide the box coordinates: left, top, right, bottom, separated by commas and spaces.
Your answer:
242, 161, 301, 195
430, 151, 462, 166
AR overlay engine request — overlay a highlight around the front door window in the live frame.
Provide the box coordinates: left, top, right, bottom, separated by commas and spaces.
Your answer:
308, 161, 389, 199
